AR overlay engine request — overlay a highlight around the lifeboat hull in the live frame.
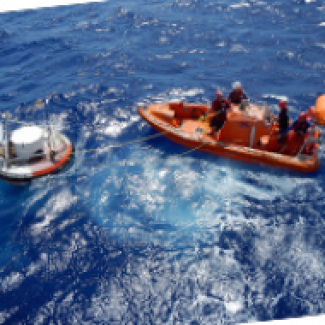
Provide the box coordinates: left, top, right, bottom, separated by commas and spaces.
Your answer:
138, 102, 321, 173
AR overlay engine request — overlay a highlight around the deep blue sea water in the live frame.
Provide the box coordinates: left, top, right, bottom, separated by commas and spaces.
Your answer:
1, 0, 325, 324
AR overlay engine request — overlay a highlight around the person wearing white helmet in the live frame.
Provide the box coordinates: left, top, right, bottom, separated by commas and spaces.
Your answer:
227, 81, 248, 105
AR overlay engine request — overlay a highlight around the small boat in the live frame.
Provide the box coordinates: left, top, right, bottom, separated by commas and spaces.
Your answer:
138, 95, 325, 173
0, 113, 74, 185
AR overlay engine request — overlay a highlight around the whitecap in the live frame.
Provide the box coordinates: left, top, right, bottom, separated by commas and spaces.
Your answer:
95, 28, 106, 33
230, 3, 251, 9
102, 119, 132, 137
32, 189, 78, 236
217, 41, 226, 47
0, 307, 19, 324
168, 88, 205, 98
230, 44, 249, 53
159, 36, 169, 44
225, 301, 243, 313
156, 54, 173, 59
75, 21, 89, 29
1, 272, 24, 292
262, 94, 289, 101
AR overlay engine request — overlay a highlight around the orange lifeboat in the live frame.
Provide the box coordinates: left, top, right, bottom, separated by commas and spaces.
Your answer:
138, 97, 324, 173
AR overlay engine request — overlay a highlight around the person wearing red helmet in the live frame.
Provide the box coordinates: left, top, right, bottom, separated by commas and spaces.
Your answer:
208, 91, 230, 136
278, 100, 289, 133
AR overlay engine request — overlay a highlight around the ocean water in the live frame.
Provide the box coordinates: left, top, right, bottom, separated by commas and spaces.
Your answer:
1, 0, 325, 324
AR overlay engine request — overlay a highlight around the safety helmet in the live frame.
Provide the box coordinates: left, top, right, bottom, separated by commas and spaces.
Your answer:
215, 91, 224, 99
298, 112, 308, 122
232, 81, 242, 90
279, 100, 287, 110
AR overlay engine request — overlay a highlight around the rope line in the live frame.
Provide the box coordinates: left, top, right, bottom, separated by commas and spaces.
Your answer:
72, 129, 172, 155
1, 116, 37, 127
1, 115, 173, 154
74, 143, 206, 168
2, 116, 209, 167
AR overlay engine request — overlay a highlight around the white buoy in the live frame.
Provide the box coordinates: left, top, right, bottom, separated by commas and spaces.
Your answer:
11, 126, 44, 159
0, 113, 74, 185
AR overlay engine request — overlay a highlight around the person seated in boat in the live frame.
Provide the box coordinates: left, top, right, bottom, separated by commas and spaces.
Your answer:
227, 81, 248, 109
207, 91, 230, 136
277, 100, 289, 145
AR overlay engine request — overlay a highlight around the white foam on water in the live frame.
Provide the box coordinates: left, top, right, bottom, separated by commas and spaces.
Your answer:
230, 44, 249, 53
230, 3, 251, 9
102, 120, 130, 137
225, 301, 243, 313
262, 94, 289, 101
168, 88, 205, 99
1, 271, 24, 292
32, 188, 77, 236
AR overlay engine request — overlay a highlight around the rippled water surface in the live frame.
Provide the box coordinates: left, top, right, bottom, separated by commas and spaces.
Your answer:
1, 0, 325, 324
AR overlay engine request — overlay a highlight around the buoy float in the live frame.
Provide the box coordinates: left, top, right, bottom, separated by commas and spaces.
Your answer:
0, 113, 74, 185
